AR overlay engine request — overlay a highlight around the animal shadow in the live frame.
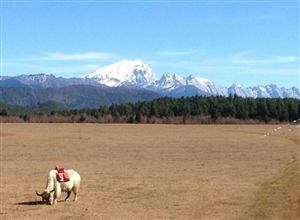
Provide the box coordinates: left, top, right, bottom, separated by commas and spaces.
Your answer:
16, 201, 45, 206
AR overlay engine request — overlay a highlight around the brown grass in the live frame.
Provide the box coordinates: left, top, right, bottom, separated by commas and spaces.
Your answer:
0, 123, 299, 219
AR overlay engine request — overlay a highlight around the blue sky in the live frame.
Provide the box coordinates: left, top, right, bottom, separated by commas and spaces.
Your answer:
1, 1, 299, 88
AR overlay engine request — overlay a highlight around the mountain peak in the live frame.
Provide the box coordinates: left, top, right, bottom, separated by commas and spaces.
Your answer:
81, 59, 157, 87
114, 59, 144, 67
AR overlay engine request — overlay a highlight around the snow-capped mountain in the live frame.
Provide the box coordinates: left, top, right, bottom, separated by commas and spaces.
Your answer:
185, 75, 228, 96
82, 60, 230, 97
155, 73, 186, 92
1, 59, 299, 99
151, 74, 228, 97
228, 83, 299, 99
81, 59, 157, 88
228, 84, 256, 97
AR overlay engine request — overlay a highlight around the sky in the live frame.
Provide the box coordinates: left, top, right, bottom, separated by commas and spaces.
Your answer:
1, 0, 299, 88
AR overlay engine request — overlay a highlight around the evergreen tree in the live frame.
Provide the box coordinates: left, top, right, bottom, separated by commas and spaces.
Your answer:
235, 100, 248, 120
0, 109, 8, 116
149, 100, 159, 117
91, 108, 100, 119
279, 107, 289, 122
135, 113, 142, 123
99, 105, 108, 117
286, 99, 299, 121
257, 99, 270, 122
267, 98, 279, 120
246, 98, 257, 120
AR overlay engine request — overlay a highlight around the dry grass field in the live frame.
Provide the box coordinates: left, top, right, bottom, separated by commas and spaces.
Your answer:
0, 123, 299, 220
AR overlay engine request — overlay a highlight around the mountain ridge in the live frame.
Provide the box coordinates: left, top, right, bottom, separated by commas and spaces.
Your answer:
1, 59, 299, 99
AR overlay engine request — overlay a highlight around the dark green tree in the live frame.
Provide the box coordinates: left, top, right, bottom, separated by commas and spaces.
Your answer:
257, 99, 270, 122
0, 109, 8, 116
149, 100, 159, 117
99, 105, 108, 117
135, 113, 142, 123
246, 98, 257, 120
91, 108, 100, 119
286, 99, 299, 121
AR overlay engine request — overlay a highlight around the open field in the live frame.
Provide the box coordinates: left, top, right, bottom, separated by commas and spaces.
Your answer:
0, 123, 299, 219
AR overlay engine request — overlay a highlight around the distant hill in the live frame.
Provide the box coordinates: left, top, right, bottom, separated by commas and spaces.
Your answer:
30, 101, 68, 114
0, 100, 67, 116
0, 85, 161, 109
0, 102, 34, 116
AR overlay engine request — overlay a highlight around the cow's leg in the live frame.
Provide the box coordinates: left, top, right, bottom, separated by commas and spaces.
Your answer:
65, 191, 72, 201
51, 195, 57, 205
73, 190, 78, 202
54, 182, 61, 203
72, 180, 80, 202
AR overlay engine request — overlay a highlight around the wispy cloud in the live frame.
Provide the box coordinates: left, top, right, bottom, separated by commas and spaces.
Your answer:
178, 62, 299, 77
24, 52, 116, 61
228, 52, 298, 65
151, 51, 299, 77
2, 52, 118, 76
44, 64, 101, 74
2, 61, 101, 76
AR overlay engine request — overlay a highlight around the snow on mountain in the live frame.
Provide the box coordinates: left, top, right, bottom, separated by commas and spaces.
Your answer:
81, 59, 157, 88
185, 75, 228, 96
265, 84, 284, 98
81, 59, 225, 95
282, 87, 300, 98
167, 85, 210, 98
155, 73, 186, 91
153, 74, 227, 96
251, 85, 271, 98
228, 83, 300, 98
228, 84, 256, 97
18, 73, 53, 83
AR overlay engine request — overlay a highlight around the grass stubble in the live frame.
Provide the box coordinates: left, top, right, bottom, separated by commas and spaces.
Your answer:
0, 123, 299, 219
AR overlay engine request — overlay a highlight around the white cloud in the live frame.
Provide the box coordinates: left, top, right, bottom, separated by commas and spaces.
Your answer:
24, 52, 116, 61
277, 56, 298, 62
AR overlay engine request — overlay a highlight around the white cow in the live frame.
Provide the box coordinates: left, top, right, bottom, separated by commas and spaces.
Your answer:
36, 168, 81, 205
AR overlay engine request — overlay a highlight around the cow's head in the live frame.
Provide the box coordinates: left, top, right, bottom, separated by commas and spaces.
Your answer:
35, 190, 54, 205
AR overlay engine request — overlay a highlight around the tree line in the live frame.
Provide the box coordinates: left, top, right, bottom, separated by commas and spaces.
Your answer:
1, 94, 296, 124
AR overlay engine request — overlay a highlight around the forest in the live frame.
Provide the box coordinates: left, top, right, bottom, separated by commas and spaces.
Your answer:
1, 94, 299, 124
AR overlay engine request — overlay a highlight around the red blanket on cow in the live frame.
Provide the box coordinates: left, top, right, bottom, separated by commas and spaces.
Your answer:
56, 167, 70, 182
